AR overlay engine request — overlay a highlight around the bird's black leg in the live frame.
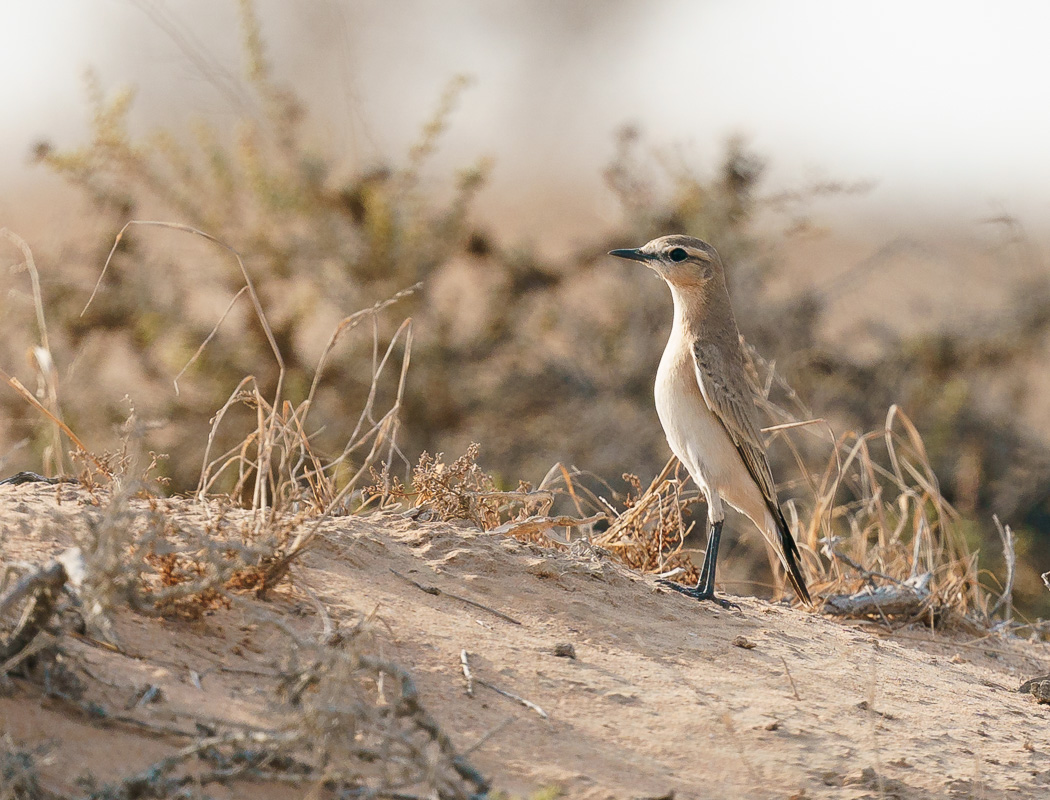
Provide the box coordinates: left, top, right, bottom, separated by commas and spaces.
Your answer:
695, 520, 717, 591
658, 520, 740, 610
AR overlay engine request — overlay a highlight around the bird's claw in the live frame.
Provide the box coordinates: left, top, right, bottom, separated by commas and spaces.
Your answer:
657, 579, 741, 610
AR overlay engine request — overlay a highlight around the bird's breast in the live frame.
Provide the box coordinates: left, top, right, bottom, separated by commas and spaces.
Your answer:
654, 335, 745, 495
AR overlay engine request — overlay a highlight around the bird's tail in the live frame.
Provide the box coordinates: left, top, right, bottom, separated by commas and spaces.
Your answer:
772, 506, 811, 605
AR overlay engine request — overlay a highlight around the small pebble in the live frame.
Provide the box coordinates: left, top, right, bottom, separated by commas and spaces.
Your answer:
554, 642, 576, 659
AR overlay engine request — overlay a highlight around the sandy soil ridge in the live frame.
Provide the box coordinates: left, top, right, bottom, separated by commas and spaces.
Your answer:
2, 482, 1050, 799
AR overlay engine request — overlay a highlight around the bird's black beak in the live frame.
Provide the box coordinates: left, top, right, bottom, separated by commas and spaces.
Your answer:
608, 248, 651, 263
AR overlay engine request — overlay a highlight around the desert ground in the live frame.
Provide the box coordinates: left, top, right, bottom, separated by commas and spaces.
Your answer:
3, 480, 1050, 799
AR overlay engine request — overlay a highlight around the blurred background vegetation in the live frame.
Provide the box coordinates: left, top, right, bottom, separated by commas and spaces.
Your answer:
2, 2, 1049, 617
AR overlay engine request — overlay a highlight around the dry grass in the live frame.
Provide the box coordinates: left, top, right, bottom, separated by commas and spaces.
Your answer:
2, 215, 423, 606
373, 443, 550, 529
590, 460, 701, 585
0, 229, 70, 480
743, 347, 990, 622
803, 406, 985, 621
60, 489, 256, 624
79, 219, 418, 523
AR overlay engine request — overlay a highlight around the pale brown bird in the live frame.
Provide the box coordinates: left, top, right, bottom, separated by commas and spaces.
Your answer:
609, 235, 810, 607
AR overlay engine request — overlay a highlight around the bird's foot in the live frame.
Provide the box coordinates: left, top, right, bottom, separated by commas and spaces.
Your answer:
657, 579, 741, 610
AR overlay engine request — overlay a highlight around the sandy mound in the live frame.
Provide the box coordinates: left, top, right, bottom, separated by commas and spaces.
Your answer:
2, 482, 1050, 799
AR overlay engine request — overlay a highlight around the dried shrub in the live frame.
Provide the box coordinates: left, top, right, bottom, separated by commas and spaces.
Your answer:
66, 491, 264, 623
372, 443, 550, 533
66, 625, 489, 798
274, 634, 488, 798
593, 462, 701, 585
411, 444, 520, 528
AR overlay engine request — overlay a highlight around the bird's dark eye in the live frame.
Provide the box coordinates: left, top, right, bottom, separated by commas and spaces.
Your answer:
668, 247, 689, 262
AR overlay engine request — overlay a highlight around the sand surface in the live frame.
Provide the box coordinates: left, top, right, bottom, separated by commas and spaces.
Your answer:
3, 481, 1050, 799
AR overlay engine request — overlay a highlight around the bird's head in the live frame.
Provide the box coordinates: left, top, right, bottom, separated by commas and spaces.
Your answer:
608, 235, 722, 289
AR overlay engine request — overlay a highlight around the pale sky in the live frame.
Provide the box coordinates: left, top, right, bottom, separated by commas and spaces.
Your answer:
3, 0, 1050, 240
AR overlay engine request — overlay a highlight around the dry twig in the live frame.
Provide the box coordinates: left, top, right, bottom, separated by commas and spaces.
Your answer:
488, 512, 605, 539
389, 569, 521, 625
780, 656, 801, 701
475, 678, 548, 720
823, 573, 933, 622
460, 649, 474, 697
990, 515, 1015, 623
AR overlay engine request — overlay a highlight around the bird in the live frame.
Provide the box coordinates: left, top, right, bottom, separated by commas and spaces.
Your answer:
609, 235, 810, 608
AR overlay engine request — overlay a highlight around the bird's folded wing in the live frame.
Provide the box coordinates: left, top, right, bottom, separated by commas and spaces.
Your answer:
691, 340, 778, 506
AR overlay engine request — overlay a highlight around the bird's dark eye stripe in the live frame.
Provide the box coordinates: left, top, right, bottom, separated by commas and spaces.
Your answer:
669, 247, 689, 262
